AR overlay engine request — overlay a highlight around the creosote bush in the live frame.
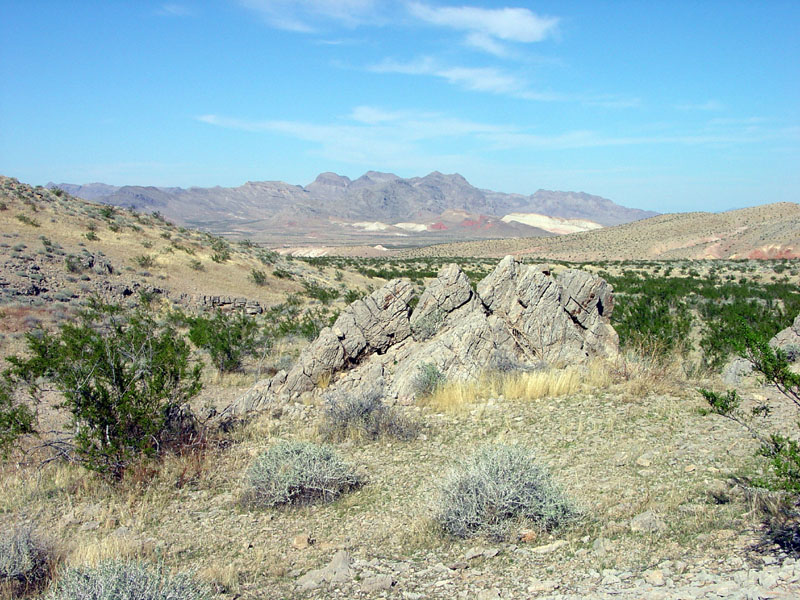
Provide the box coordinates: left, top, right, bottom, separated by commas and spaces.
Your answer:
436, 444, 577, 540
44, 560, 212, 600
6, 300, 202, 479
187, 309, 261, 373
245, 440, 362, 507
0, 525, 52, 597
321, 391, 417, 441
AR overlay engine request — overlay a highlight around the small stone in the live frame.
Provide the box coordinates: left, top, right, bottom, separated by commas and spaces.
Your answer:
528, 579, 559, 593
476, 588, 501, 600
593, 537, 612, 556
518, 529, 537, 543
448, 561, 468, 570
292, 534, 313, 550
483, 548, 500, 559
636, 455, 652, 467
361, 574, 396, 593
80, 521, 100, 531
644, 569, 666, 586
465, 547, 485, 560
630, 510, 666, 534
684, 464, 696, 473
531, 540, 567, 554
758, 572, 778, 588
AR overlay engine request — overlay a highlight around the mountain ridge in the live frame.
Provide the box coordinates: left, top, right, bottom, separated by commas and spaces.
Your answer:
50, 171, 657, 245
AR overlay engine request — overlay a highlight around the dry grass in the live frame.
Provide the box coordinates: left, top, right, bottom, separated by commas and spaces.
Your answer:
423, 361, 612, 413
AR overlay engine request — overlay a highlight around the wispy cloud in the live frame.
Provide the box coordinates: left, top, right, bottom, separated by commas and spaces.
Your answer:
408, 2, 558, 56
238, 0, 379, 32
155, 4, 193, 17
197, 106, 796, 166
675, 99, 725, 111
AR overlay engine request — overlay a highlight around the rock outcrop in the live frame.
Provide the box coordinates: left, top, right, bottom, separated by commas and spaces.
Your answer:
224, 256, 618, 419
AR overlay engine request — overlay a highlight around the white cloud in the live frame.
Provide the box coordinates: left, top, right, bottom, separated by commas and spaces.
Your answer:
156, 4, 193, 17
408, 2, 558, 55
238, 0, 379, 32
370, 57, 526, 95
675, 99, 725, 111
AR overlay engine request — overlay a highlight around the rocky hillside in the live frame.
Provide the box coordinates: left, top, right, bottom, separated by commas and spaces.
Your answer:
394, 202, 800, 261
0, 176, 360, 334
51, 172, 657, 246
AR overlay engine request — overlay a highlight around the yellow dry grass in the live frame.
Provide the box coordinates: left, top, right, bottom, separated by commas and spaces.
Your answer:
423, 360, 613, 413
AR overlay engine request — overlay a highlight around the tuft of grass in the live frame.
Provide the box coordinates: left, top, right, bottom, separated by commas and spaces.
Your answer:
244, 440, 362, 507
320, 391, 418, 441
15, 214, 40, 227
435, 443, 578, 540
44, 560, 212, 600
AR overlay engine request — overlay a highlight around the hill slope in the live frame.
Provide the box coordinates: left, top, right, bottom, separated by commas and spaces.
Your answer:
394, 202, 800, 261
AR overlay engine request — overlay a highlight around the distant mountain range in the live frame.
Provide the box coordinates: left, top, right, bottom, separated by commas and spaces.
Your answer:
50, 171, 658, 246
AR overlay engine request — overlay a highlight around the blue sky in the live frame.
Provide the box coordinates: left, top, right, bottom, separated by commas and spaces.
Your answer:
1, 1, 798, 212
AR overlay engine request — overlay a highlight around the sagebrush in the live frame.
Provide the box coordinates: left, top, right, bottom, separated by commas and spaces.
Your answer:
44, 560, 212, 600
436, 443, 578, 539
245, 440, 362, 507
321, 391, 417, 441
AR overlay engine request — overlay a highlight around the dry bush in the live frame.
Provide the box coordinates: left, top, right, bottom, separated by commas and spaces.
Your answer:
0, 524, 53, 598
244, 440, 362, 507
435, 443, 578, 540
44, 560, 212, 600
320, 391, 418, 441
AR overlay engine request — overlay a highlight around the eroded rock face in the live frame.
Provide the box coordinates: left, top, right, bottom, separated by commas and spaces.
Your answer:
223, 257, 618, 419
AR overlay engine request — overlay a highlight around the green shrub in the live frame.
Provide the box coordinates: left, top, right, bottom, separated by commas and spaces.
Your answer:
44, 560, 211, 600
6, 301, 202, 479
85, 231, 99, 241
0, 525, 52, 597
321, 391, 417, 441
0, 378, 34, 456
15, 214, 39, 227
257, 249, 278, 265
133, 255, 155, 268
210, 238, 230, 263
245, 440, 361, 507
413, 362, 445, 397
701, 325, 800, 493
613, 293, 692, 356
188, 310, 260, 373
272, 267, 292, 279
250, 269, 267, 286
436, 444, 577, 540
302, 282, 338, 305
189, 259, 204, 271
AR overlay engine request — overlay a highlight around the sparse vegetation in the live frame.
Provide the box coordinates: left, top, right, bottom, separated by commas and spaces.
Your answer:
413, 362, 445, 397
0, 524, 52, 598
436, 443, 577, 540
133, 254, 155, 268
244, 440, 362, 507
320, 390, 417, 441
15, 214, 39, 227
187, 309, 262, 373
250, 268, 267, 286
44, 560, 212, 600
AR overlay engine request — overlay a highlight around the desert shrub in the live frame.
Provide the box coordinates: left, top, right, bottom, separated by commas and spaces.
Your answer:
189, 259, 204, 271
701, 325, 800, 493
0, 525, 52, 596
250, 269, 267, 286
613, 293, 692, 356
245, 440, 362, 507
187, 310, 261, 373
0, 377, 35, 456
44, 560, 211, 600
15, 214, 39, 227
343, 289, 362, 304
413, 362, 445, 397
272, 267, 292, 279
209, 238, 230, 263
257, 249, 278, 264
133, 255, 155, 268
6, 301, 202, 479
435, 444, 578, 540
0, 202, 6, 210
321, 391, 417, 441
84, 231, 99, 241
302, 282, 338, 305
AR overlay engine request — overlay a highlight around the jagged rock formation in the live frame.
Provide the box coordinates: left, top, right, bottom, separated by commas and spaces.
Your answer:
225, 257, 618, 418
